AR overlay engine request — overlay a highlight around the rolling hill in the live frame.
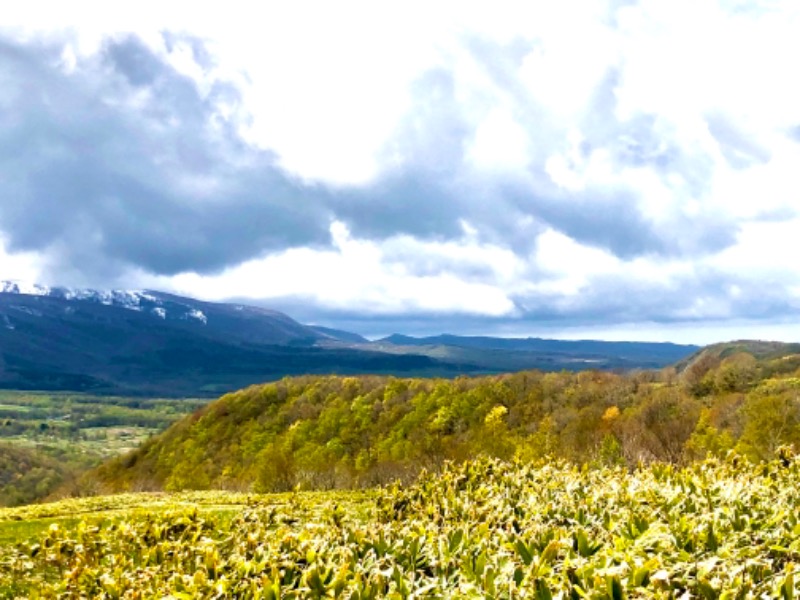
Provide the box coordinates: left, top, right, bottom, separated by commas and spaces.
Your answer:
88, 338, 800, 494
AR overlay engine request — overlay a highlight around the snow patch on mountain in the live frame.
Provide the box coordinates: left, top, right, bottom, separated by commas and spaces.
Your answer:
10, 305, 43, 317
1, 281, 209, 325
62, 289, 148, 311
1, 281, 50, 296
186, 309, 207, 324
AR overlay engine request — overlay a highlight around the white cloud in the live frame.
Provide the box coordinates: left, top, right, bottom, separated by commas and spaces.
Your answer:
517, 11, 617, 119
151, 222, 518, 316
0, 238, 44, 283
707, 219, 800, 281
468, 107, 530, 173
708, 139, 800, 220
532, 228, 620, 295
3, 1, 800, 342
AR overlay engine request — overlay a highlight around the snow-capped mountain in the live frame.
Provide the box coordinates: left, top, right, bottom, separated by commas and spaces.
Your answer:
0, 281, 353, 344
0, 281, 697, 397
1, 282, 208, 324
0, 281, 401, 396
1, 281, 51, 296
0, 281, 369, 346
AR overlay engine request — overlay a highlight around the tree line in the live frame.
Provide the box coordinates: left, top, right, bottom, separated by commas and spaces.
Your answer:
89, 347, 800, 494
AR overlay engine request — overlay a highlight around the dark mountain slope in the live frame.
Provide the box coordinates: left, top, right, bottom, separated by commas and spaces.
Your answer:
0, 282, 703, 396
376, 334, 699, 370
0, 289, 461, 395
308, 326, 369, 344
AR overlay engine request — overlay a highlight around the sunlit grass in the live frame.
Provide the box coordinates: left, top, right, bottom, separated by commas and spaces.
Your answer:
1, 457, 799, 597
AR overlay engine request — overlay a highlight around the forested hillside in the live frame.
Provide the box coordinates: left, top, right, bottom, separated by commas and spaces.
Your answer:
0, 444, 68, 507
91, 344, 800, 493
0, 392, 203, 506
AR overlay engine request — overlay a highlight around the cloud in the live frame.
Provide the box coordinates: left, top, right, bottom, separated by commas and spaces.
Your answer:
0, 236, 44, 282
0, 29, 688, 281
0, 34, 333, 284
148, 221, 519, 318
1, 1, 800, 342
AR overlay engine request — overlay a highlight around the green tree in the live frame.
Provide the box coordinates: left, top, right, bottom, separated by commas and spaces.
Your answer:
685, 408, 734, 460
737, 392, 800, 461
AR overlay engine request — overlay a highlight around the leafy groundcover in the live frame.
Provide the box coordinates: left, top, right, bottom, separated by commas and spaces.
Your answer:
2, 454, 799, 598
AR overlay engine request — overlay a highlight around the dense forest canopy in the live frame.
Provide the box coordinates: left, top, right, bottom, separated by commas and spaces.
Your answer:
0, 445, 68, 507
91, 345, 800, 494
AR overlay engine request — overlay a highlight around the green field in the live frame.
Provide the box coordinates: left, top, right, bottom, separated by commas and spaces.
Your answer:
0, 391, 204, 506
1, 455, 799, 598
0, 390, 205, 447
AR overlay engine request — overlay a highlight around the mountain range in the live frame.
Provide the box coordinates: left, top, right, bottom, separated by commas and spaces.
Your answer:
0, 282, 699, 396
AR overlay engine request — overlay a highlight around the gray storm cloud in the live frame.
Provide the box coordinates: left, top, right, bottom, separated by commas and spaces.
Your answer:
2, 28, 792, 336
0, 32, 739, 281
0, 35, 333, 282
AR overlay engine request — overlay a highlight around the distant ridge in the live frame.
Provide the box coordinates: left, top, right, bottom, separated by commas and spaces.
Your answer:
1, 281, 703, 396
378, 333, 699, 366
675, 339, 800, 372
0, 283, 450, 395
309, 326, 369, 344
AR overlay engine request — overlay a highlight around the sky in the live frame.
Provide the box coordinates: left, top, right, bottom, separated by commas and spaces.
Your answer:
2, 0, 800, 344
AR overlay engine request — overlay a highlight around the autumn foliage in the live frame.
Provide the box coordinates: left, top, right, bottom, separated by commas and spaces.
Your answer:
90, 347, 800, 493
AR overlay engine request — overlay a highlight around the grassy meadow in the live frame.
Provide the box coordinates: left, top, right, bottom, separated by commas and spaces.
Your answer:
1, 456, 799, 598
